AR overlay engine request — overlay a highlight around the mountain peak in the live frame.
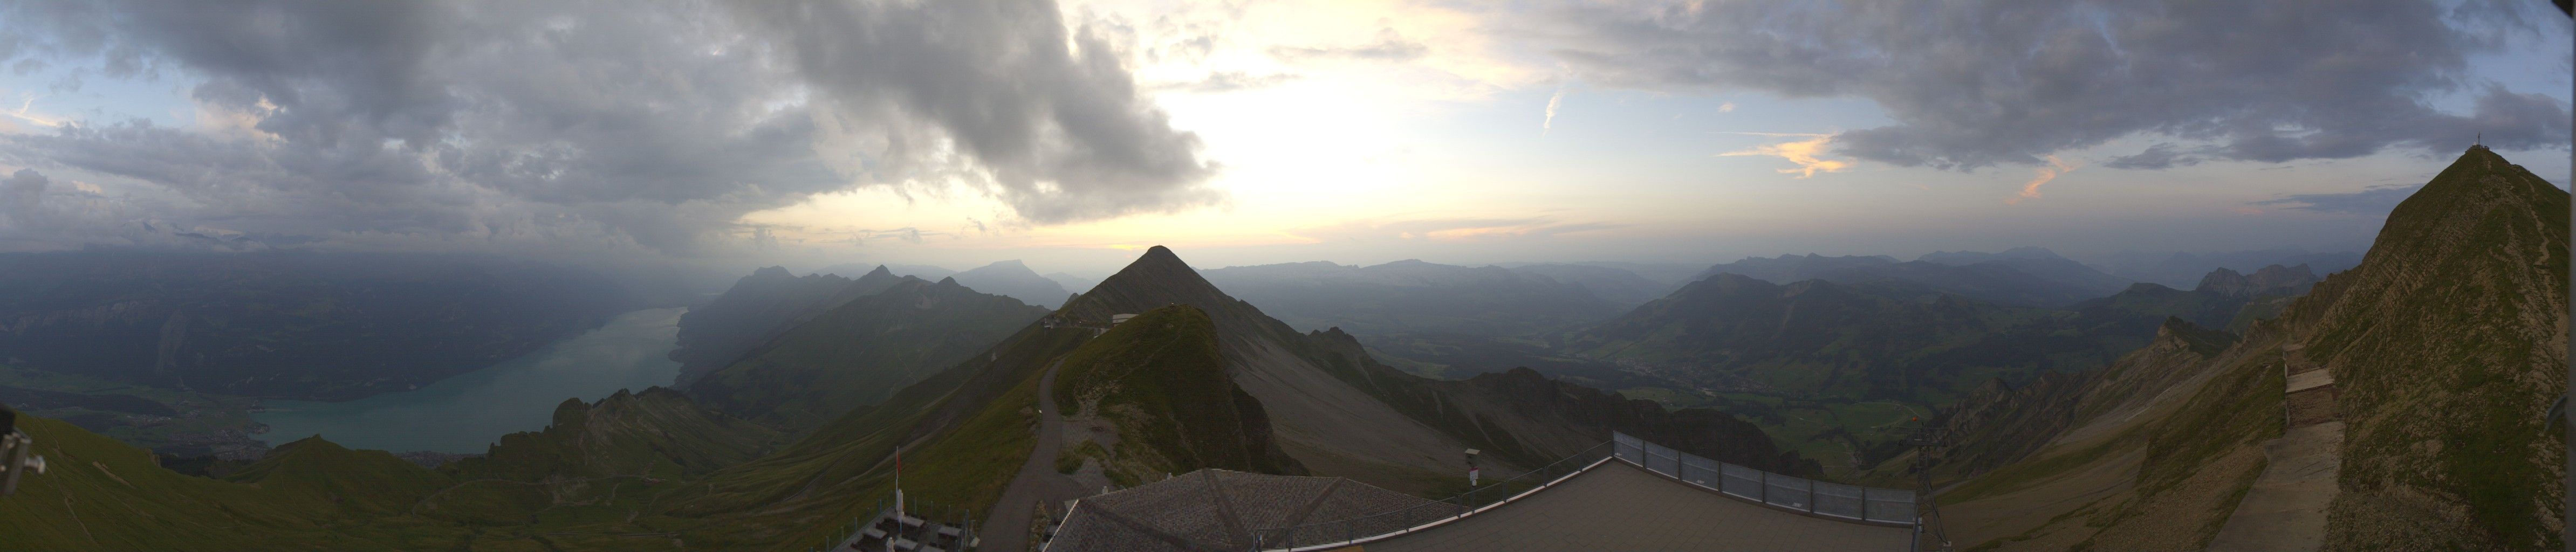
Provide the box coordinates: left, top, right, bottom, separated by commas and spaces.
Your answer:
750, 265, 792, 279
1065, 246, 1255, 327
1126, 245, 1191, 274
864, 265, 894, 278
2371, 147, 2567, 265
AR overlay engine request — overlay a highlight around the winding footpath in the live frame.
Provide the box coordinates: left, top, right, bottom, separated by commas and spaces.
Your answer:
977, 360, 1088, 552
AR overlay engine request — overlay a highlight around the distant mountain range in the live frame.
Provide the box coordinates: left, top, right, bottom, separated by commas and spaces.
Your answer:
1199, 259, 1627, 337
1914, 246, 2068, 266
2097, 247, 2365, 288
1502, 263, 1675, 305
1043, 272, 1101, 294
1689, 250, 2132, 308
818, 263, 957, 281
950, 260, 1073, 309
667, 266, 906, 388
685, 274, 1047, 432
814, 260, 1075, 308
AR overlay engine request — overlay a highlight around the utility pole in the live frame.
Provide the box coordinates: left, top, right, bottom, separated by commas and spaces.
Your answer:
1902, 419, 1951, 552
0, 406, 47, 498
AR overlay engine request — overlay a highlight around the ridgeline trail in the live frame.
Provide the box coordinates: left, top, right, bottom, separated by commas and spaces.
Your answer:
977, 359, 1087, 552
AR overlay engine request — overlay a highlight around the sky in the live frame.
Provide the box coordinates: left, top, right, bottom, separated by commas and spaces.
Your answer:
0, 0, 2567, 278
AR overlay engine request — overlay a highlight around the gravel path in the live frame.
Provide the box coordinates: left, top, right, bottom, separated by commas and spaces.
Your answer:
978, 360, 1088, 552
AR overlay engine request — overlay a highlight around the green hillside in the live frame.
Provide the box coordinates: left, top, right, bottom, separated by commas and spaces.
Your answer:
0, 414, 472, 550
687, 277, 1049, 432
2304, 146, 2568, 550
1053, 305, 1303, 481
653, 323, 1095, 550
668, 265, 907, 388
446, 387, 781, 482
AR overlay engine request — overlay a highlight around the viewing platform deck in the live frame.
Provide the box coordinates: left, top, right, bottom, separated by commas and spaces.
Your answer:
1360, 461, 1913, 551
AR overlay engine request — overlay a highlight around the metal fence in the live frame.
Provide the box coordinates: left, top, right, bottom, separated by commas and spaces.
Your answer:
1612, 432, 1915, 525
1250, 441, 1616, 550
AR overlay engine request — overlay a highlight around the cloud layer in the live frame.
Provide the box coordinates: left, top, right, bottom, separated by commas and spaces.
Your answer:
1544, 0, 2572, 170
0, 0, 1216, 254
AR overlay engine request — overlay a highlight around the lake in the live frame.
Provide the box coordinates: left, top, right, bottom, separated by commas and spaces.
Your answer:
251, 307, 688, 453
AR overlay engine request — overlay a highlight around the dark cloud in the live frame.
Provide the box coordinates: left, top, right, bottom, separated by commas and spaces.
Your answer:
2252, 185, 2423, 215
0, 0, 1216, 254
1544, 0, 2573, 170
1269, 27, 1429, 62
2104, 143, 2204, 170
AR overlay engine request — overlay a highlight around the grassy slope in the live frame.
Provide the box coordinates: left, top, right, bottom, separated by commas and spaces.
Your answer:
1936, 330, 2282, 551
689, 278, 1048, 432
1053, 305, 1299, 479
2307, 148, 2569, 550
447, 387, 782, 482
0, 364, 264, 456
0, 415, 474, 550
655, 325, 1093, 550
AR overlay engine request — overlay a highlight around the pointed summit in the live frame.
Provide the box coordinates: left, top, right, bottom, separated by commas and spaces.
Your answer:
1130, 245, 1189, 273
2378, 146, 2566, 244
1071, 245, 1239, 323
2255, 146, 2566, 547
863, 265, 894, 278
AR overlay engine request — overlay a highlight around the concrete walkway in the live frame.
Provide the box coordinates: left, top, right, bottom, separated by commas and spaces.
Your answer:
978, 360, 1089, 552
1364, 462, 1912, 552
2208, 420, 2344, 551
2208, 344, 2341, 552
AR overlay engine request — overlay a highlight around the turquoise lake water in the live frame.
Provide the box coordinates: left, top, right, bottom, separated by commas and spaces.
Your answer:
250, 307, 687, 453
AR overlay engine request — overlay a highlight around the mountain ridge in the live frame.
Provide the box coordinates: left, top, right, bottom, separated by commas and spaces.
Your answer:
1931, 146, 2567, 551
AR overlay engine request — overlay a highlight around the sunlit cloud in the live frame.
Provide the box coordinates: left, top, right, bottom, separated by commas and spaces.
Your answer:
1717, 101, 1736, 113
2005, 156, 2082, 204
0, 95, 61, 132
1543, 87, 1569, 130
1717, 133, 1851, 178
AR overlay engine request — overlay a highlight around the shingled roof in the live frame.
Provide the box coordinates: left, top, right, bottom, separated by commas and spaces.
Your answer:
1045, 468, 1458, 551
